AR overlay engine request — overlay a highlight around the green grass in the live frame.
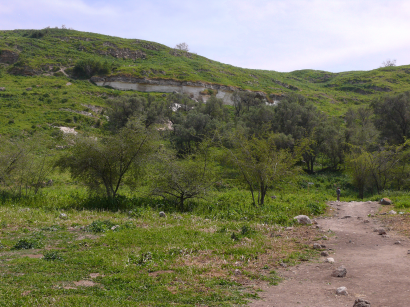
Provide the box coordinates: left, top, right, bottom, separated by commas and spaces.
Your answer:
0, 171, 358, 306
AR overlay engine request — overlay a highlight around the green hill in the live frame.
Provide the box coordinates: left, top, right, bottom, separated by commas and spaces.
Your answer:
1, 28, 410, 120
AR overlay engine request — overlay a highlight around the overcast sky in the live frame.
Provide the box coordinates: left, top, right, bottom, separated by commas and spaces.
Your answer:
0, 0, 409, 72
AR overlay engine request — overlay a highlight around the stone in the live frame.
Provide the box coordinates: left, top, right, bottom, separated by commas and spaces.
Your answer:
111, 225, 120, 230
26, 87, 32, 91
293, 215, 312, 225
159, 211, 166, 218
341, 215, 352, 219
321, 251, 329, 257
280, 262, 288, 268
380, 198, 392, 205
364, 220, 370, 223
326, 258, 335, 263
378, 229, 386, 235
66, 82, 72, 86
59, 213, 68, 219
388, 210, 397, 215
0, 87, 5, 91
336, 286, 348, 295
322, 235, 328, 240
285, 227, 294, 231
331, 265, 347, 277
394, 241, 401, 245
313, 243, 326, 249
234, 269, 242, 275
353, 298, 371, 307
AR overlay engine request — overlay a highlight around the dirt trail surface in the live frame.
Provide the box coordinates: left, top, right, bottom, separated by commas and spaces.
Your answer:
251, 201, 410, 307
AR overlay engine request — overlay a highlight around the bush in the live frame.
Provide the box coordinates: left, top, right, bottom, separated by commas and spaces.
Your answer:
43, 250, 63, 261
73, 59, 112, 78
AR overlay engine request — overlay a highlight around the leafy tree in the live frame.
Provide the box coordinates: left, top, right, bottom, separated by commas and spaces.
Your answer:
106, 94, 170, 130
372, 92, 410, 144
345, 107, 379, 149
151, 145, 217, 211
56, 123, 155, 199
231, 91, 262, 117
223, 132, 303, 206
346, 149, 372, 199
0, 134, 54, 197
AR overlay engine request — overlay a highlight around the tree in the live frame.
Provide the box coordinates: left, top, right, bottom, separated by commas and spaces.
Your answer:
151, 144, 217, 211
175, 42, 189, 52
372, 92, 410, 144
56, 123, 155, 199
106, 94, 171, 130
223, 132, 303, 206
0, 134, 54, 197
346, 149, 372, 199
231, 91, 262, 117
381, 59, 396, 67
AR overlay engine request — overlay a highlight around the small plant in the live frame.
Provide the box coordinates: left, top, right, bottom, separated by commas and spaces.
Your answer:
43, 250, 63, 261
12, 238, 43, 250
231, 232, 239, 241
128, 252, 153, 266
85, 220, 115, 233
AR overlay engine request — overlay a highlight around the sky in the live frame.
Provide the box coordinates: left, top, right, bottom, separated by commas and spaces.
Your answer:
0, 0, 409, 73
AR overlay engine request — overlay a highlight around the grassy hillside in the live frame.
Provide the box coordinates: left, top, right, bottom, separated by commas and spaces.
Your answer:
1, 28, 410, 120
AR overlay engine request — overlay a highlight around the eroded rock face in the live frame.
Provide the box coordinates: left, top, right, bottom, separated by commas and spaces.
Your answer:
0, 49, 19, 64
91, 76, 240, 105
8, 66, 41, 76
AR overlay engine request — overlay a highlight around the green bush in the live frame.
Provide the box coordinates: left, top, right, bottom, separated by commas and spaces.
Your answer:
73, 59, 112, 78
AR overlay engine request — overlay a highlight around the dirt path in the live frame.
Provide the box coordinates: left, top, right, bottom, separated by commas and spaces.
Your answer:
250, 201, 410, 307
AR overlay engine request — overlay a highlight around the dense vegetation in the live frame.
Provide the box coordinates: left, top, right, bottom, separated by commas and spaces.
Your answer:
1, 28, 410, 305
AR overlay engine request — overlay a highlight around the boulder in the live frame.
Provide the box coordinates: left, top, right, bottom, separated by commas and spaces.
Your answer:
388, 210, 397, 215
331, 265, 347, 277
0, 87, 5, 91
59, 213, 68, 219
293, 215, 312, 225
159, 211, 166, 218
380, 198, 392, 205
353, 298, 371, 307
326, 258, 335, 263
336, 286, 348, 295
321, 251, 329, 257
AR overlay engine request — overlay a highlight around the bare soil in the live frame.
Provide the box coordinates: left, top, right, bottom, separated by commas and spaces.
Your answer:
250, 201, 410, 307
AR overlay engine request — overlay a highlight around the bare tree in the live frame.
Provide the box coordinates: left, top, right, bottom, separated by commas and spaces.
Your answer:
175, 42, 189, 52
381, 59, 396, 67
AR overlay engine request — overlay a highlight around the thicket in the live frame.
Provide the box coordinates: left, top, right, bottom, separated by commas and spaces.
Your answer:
2, 90, 410, 222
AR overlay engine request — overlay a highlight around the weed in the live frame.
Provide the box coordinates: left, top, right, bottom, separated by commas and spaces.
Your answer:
85, 220, 115, 233
12, 237, 43, 250
43, 250, 63, 261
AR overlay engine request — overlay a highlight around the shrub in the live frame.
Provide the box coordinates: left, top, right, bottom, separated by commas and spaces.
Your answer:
12, 237, 43, 250
43, 251, 63, 261
85, 220, 115, 233
73, 59, 112, 78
